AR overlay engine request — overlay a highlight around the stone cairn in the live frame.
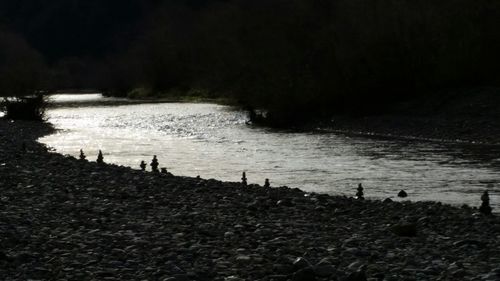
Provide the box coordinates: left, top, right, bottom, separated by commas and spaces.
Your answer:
140, 161, 147, 171
356, 183, 364, 200
150, 155, 159, 172
480, 190, 492, 215
241, 172, 247, 186
398, 190, 408, 198
264, 178, 270, 188
96, 150, 104, 164
79, 149, 86, 160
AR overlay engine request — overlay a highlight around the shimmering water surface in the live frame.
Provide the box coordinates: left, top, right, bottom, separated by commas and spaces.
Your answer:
40, 94, 500, 209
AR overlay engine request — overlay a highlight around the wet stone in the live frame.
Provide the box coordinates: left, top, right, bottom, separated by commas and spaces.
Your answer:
343, 270, 367, 281
293, 257, 312, 271
235, 255, 251, 263
389, 223, 417, 237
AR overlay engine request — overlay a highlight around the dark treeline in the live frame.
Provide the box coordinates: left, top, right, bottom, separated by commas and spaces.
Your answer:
1, 0, 500, 124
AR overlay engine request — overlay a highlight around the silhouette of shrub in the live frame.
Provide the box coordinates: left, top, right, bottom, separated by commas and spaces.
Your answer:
1, 95, 48, 121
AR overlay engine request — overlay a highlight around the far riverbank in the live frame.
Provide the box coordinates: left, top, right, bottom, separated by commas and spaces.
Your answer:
310, 88, 500, 146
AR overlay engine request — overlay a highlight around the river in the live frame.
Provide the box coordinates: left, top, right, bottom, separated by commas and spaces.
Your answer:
39, 94, 499, 209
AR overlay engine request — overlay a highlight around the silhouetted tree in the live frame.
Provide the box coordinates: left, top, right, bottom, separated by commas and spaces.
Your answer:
0, 28, 49, 120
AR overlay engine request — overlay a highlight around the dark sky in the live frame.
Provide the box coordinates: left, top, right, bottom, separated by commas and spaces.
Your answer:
0, 0, 225, 61
0, 0, 156, 60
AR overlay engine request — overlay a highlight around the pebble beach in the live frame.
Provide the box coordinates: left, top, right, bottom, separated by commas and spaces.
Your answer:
1, 120, 499, 281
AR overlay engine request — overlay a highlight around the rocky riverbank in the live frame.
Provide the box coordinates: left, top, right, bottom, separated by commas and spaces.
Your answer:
325, 115, 500, 146
326, 88, 500, 145
1, 119, 499, 281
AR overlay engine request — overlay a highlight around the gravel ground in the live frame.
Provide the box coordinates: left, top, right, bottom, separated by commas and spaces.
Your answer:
1, 119, 499, 281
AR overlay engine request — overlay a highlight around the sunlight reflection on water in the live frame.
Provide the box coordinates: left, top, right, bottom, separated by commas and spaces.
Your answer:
39, 94, 500, 210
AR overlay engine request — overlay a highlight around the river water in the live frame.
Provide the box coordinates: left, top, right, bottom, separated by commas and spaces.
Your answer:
39, 94, 499, 209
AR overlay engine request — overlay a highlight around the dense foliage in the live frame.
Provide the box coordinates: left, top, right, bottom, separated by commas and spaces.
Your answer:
0, 29, 46, 97
1, 0, 500, 123
1, 95, 47, 121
